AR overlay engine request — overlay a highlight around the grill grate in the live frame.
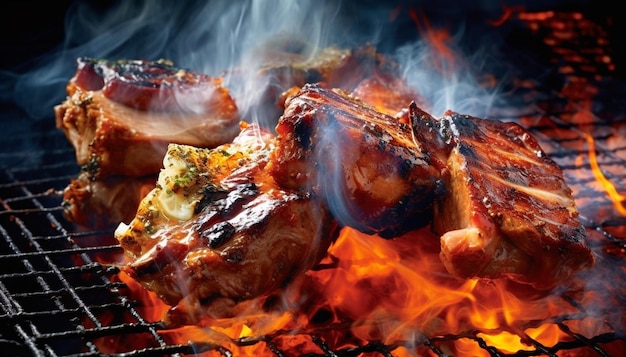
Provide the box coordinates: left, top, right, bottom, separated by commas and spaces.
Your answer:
0, 150, 179, 356
1, 8, 626, 357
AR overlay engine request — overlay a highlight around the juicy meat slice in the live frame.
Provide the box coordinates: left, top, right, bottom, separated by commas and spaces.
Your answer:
55, 58, 241, 178
62, 171, 156, 229
268, 83, 440, 237
114, 123, 339, 325
410, 104, 594, 290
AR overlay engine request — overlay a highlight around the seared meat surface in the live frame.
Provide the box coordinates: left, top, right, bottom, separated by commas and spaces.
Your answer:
267, 84, 593, 289
55, 46, 596, 328
268, 84, 440, 237
56, 58, 242, 228
114, 123, 339, 325
55, 58, 241, 178
111, 84, 593, 327
409, 104, 595, 290
62, 172, 156, 229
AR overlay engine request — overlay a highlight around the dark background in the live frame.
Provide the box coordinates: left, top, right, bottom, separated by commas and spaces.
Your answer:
0, 0, 622, 120
2, 0, 621, 72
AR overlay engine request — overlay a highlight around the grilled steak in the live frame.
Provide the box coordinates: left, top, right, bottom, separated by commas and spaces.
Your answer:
54, 58, 241, 178
114, 123, 339, 325
268, 83, 440, 237
409, 104, 595, 290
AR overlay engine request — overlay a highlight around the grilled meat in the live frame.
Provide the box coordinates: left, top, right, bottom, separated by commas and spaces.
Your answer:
351, 75, 428, 119
111, 81, 593, 328
114, 123, 339, 324
268, 83, 440, 237
409, 104, 595, 290
55, 57, 241, 178
228, 42, 410, 126
62, 172, 156, 229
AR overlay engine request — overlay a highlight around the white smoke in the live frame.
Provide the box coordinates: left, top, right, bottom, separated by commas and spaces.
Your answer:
4, 0, 509, 122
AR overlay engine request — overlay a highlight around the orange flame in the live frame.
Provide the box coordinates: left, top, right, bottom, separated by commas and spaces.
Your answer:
108, 226, 608, 355
409, 8, 460, 77
488, 5, 526, 27
583, 131, 626, 216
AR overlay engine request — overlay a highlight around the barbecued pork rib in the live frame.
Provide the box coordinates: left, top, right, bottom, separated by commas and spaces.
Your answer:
268, 83, 441, 237
409, 104, 595, 290
54, 58, 241, 178
114, 123, 339, 325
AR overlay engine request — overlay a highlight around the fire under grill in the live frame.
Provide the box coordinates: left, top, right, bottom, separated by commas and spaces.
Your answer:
1, 6, 626, 357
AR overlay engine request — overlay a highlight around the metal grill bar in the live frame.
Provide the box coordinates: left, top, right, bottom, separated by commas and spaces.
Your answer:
0, 163, 178, 356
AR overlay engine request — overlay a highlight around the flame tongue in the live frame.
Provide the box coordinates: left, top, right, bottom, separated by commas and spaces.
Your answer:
117, 225, 592, 356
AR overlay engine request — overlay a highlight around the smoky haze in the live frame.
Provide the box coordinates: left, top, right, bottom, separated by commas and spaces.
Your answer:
0, 0, 555, 124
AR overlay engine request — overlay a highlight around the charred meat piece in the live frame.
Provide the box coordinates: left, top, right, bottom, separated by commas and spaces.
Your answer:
55, 57, 241, 178
114, 123, 339, 325
268, 83, 440, 237
409, 104, 595, 290
62, 171, 156, 229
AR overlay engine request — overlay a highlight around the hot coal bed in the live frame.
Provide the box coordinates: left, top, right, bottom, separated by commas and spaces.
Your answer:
1, 1, 625, 356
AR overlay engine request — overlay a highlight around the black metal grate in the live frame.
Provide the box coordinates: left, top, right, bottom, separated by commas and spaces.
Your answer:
0, 138, 183, 356
1, 8, 625, 357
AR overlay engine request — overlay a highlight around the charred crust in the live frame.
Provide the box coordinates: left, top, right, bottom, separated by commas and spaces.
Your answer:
221, 183, 259, 216
195, 184, 229, 214
200, 221, 236, 248
292, 114, 314, 149
457, 142, 478, 160
223, 248, 245, 264
196, 183, 260, 234
564, 224, 588, 244
398, 158, 413, 178
81, 154, 100, 179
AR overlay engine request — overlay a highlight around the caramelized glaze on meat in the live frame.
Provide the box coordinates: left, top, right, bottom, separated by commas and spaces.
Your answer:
409, 104, 595, 290
114, 123, 339, 325
268, 84, 440, 237
54, 58, 241, 178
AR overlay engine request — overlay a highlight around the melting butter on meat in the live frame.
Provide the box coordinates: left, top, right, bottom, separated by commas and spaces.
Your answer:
114, 123, 339, 326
